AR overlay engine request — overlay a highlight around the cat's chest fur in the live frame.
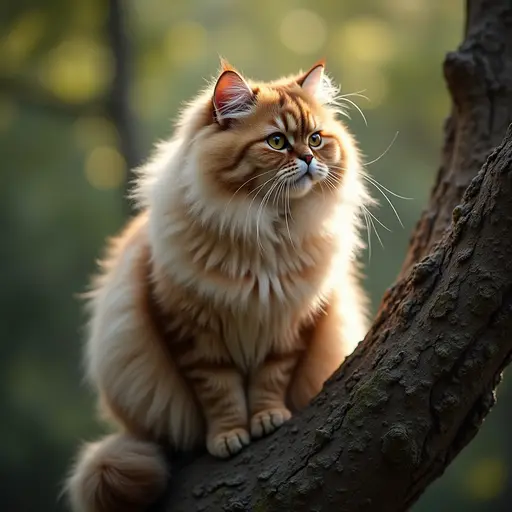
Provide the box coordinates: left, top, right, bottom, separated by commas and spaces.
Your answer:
154, 226, 336, 370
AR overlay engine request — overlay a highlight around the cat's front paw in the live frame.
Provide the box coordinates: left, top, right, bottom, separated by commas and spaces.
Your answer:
250, 408, 292, 439
207, 428, 250, 459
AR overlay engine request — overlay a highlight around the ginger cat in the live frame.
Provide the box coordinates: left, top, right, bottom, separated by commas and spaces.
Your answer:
66, 60, 370, 512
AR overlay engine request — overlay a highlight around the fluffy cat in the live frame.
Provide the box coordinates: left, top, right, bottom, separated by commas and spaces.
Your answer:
66, 59, 371, 512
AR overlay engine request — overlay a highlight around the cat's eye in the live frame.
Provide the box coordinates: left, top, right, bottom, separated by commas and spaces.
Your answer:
309, 132, 322, 148
267, 133, 287, 150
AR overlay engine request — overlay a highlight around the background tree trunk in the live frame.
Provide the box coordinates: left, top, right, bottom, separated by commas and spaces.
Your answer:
156, 0, 512, 510
398, 0, 512, 277
106, 0, 141, 216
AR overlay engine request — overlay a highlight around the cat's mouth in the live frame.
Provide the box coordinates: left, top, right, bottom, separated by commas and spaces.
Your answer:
288, 171, 314, 198
291, 170, 311, 185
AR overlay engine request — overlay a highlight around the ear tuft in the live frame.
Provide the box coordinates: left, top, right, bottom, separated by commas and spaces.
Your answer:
219, 56, 235, 72
213, 69, 254, 125
297, 60, 340, 107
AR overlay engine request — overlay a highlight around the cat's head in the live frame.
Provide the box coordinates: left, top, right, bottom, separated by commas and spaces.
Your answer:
137, 60, 365, 237
179, 60, 360, 207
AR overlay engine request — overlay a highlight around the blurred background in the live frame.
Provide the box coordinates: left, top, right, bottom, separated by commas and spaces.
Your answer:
1, 0, 511, 510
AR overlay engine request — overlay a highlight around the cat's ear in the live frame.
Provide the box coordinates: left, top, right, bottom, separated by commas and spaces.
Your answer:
297, 60, 326, 98
213, 66, 254, 125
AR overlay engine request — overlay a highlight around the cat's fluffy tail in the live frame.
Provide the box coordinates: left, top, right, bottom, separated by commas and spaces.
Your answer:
66, 433, 168, 512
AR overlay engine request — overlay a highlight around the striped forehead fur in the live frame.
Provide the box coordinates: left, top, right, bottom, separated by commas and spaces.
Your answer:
273, 91, 320, 137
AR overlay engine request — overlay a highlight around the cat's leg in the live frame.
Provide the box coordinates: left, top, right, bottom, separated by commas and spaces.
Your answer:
90, 236, 248, 458
177, 334, 250, 458
288, 289, 368, 411
248, 349, 300, 438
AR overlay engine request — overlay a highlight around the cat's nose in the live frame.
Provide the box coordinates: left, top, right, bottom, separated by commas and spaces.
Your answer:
299, 154, 313, 166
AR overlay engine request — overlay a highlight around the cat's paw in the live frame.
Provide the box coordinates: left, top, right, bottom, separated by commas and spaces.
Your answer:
207, 428, 250, 459
250, 408, 292, 439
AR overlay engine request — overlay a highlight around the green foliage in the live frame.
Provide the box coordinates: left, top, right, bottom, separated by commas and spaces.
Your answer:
1, 0, 510, 510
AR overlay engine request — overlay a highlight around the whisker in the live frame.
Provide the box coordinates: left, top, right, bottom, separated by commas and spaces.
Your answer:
327, 164, 349, 178
339, 89, 369, 102
323, 174, 343, 191
361, 207, 372, 261
362, 204, 391, 232
224, 169, 274, 212
255, 179, 280, 253
368, 212, 384, 248
330, 133, 407, 231
272, 179, 284, 206
339, 97, 367, 126
324, 164, 399, 236
284, 182, 296, 251
363, 131, 399, 167
323, 178, 339, 193
256, 188, 273, 252
317, 180, 327, 200
363, 173, 412, 200
244, 175, 276, 242
362, 175, 404, 228
287, 184, 295, 224
243, 175, 275, 209
324, 172, 343, 185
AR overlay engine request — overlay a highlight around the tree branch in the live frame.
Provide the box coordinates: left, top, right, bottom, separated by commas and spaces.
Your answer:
154, 0, 512, 510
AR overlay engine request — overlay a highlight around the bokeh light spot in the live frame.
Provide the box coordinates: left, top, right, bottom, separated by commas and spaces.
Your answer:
85, 146, 126, 190
38, 38, 113, 104
280, 9, 326, 55
1, 9, 46, 73
465, 457, 507, 501
335, 18, 396, 65
165, 21, 207, 65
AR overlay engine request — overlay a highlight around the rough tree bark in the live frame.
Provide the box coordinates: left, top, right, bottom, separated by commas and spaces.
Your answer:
155, 1, 512, 510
